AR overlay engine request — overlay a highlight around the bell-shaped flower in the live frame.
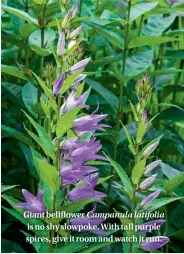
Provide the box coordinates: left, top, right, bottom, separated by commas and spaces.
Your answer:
16, 189, 46, 213
62, 11, 71, 28
137, 219, 165, 233
139, 174, 158, 189
140, 190, 160, 207
60, 161, 99, 186
69, 138, 107, 165
53, 73, 65, 97
57, 32, 65, 56
144, 160, 161, 175
60, 89, 90, 114
70, 205, 106, 236
73, 113, 108, 132
68, 173, 107, 202
141, 236, 169, 251
70, 58, 91, 73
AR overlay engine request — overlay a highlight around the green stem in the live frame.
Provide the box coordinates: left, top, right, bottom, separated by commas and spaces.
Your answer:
38, 2, 48, 102
108, 0, 131, 198
79, 0, 83, 16
138, 15, 143, 36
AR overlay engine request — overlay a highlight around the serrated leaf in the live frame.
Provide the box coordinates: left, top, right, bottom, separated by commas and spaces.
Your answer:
108, 156, 133, 198
132, 159, 146, 184
56, 107, 80, 138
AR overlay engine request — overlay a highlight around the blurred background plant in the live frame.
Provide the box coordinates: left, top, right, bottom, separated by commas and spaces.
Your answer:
1, 0, 184, 253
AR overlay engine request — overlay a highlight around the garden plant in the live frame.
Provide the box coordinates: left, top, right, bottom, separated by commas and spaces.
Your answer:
1, 0, 184, 253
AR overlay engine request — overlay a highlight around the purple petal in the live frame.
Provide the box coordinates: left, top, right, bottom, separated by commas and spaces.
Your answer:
36, 190, 44, 203
15, 202, 30, 211
22, 189, 35, 204
143, 142, 159, 158
70, 25, 83, 39
139, 174, 158, 189
57, 32, 65, 56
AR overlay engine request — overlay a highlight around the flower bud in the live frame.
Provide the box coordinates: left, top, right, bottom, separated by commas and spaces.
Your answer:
68, 40, 76, 50
70, 4, 78, 19
141, 236, 169, 251
140, 174, 158, 189
144, 160, 161, 175
140, 190, 160, 207
70, 25, 83, 39
143, 142, 159, 158
53, 72, 65, 97
62, 11, 71, 28
72, 74, 86, 88
142, 110, 148, 124
57, 32, 65, 56
70, 58, 91, 73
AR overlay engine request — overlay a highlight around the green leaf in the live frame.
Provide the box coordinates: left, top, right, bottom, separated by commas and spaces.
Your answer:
1, 185, 18, 192
34, 158, 60, 193
2, 5, 38, 25
130, 2, 158, 22
32, 0, 46, 4
141, 14, 176, 36
21, 231, 48, 253
157, 106, 184, 122
19, 23, 37, 39
22, 82, 38, 118
1, 125, 32, 146
122, 124, 136, 154
85, 78, 118, 111
59, 199, 97, 213
136, 121, 146, 143
24, 112, 55, 159
32, 72, 57, 110
100, 10, 124, 24
125, 50, 153, 77
132, 159, 146, 184
165, 172, 184, 194
30, 44, 51, 56
1, 238, 25, 253
145, 197, 184, 212
119, 122, 137, 144
129, 101, 138, 121
128, 36, 178, 49
2, 65, 31, 81
60, 72, 81, 95
108, 156, 133, 198
29, 29, 55, 48
56, 107, 80, 138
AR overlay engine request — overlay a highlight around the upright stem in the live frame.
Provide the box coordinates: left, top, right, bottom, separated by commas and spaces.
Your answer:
108, 1, 132, 199
38, 2, 48, 102
113, 0, 131, 161
25, 0, 29, 68
79, 0, 83, 16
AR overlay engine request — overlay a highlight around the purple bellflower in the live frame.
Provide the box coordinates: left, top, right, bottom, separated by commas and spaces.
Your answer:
60, 89, 90, 114
68, 173, 107, 202
73, 113, 108, 132
140, 174, 158, 189
16, 189, 46, 213
70, 25, 83, 39
141, 236, 169, 251
143, 142, 159, 158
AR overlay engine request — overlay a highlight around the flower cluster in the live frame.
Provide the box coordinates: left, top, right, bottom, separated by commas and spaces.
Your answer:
16, 4, 108, 237
133, 75, 169, 251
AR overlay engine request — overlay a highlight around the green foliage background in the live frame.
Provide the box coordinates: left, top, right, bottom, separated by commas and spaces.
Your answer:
1, 0, 184, 253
